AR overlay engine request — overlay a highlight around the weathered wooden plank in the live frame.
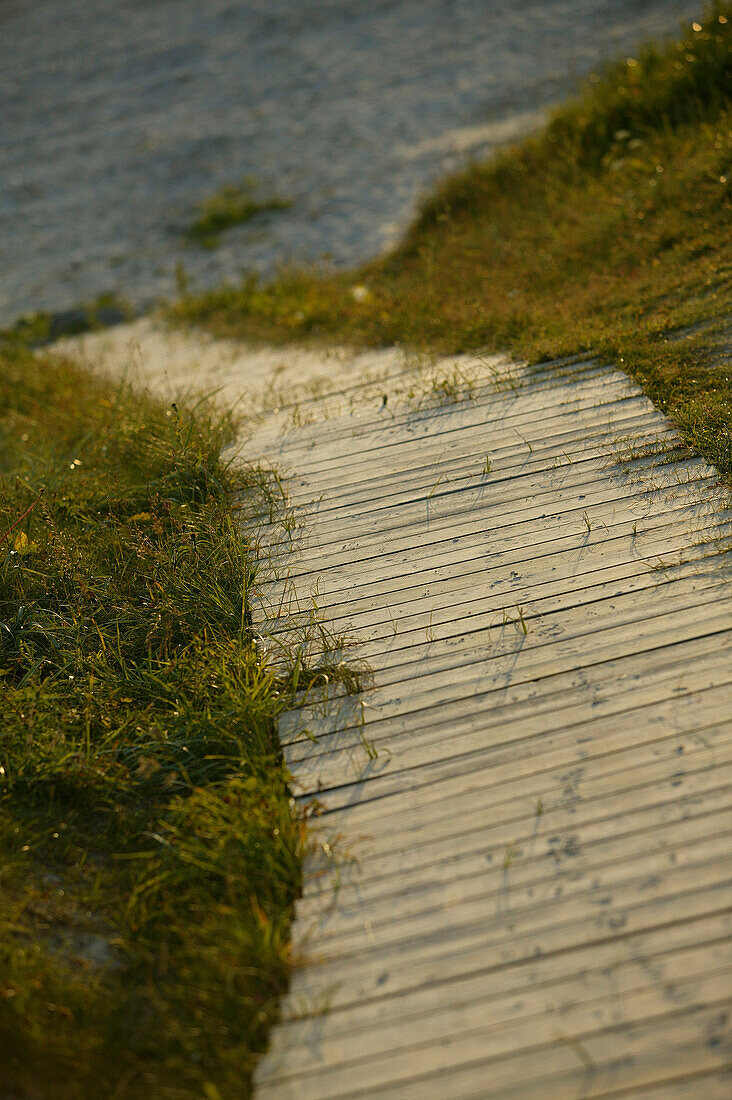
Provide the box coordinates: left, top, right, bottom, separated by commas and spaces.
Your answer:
292, 871, 732, 1058
276, 404, 675, 495
298, 753, 732, 892
348, 578, 732, 687
251, 373, 641, 461
261, 503, 722, 623
281, 636, 732, 763
295, 809, 732, 970
256, 505, 729, 613
293, 706, 731, 892
276, 569, 730, 687
257, 417, 673, 513
307, 771, 731, 911
282, 871, 732, 1018
256, 997, 731, 1098
288, 674, 728, 798
297, 826, 732, 965
282, 600, 732, 768
255, 517, 729, 638
257, 420, 664, 508
271, 569, 730, 687
266, 909, 732, 1055
272, 483, 721, 583
292, 727, 732, 900
261, 496, 726, 597
254, 379, 648, 466
256, 963, 731, 1093
600, 1070, 732, 1098
289, 678, 731, 797
279, 416, 678, 518
272, 466, 717, 566
281, 457, 712, 549
296, 842, 732, 990
299, 768, 732, 911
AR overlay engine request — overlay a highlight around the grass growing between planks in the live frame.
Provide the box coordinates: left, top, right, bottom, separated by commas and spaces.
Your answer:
0, 342, 335, 1099
171, 3, 732, 479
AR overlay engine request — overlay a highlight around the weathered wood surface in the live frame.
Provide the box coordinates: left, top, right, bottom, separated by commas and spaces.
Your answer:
249, 357, 732, 1099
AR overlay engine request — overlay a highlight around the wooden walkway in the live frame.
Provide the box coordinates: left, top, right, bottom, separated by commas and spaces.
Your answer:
58, 325, 732, 1097
247, 356, 732, 1099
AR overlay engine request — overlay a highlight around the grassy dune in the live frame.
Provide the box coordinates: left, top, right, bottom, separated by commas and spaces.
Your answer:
173, 3, 732, 478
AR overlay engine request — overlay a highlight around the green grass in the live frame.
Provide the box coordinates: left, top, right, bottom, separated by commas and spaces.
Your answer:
185, 181, 292, 248
171, 3, 732, 479
0, 341, 340, 1098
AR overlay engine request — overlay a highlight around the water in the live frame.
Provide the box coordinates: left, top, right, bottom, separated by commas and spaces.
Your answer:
1, 0, 699, 325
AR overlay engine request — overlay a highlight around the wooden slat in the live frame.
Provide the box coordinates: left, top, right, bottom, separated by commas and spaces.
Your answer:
256, 965, 731, 1095
291, 734, 732, 954
294, 700, 731, 869
288, 616, 731, 734
268, 910, 732, 1051
281, 457, 712, 547
256, 506, 730, 613
298, 768, 732, 912
271, 479, 721, 582
296, 805, 732, 952
282, 870, 732, 1026
260, 495, 726, 596
251, 371, 640, 461
281, 640, 732, 768
256, 384, 648, 476
297, 824, 732, 960
279, 416, 678, 518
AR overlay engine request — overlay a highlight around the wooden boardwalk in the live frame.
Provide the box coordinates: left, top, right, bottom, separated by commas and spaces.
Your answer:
59, 325, 732, 1097
247, 356, 732, 1099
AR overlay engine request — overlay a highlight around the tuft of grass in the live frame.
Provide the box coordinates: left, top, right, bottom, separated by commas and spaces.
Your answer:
170, 3, 732, 480
185, 181, 292, 248
0, 344, 331, 1098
